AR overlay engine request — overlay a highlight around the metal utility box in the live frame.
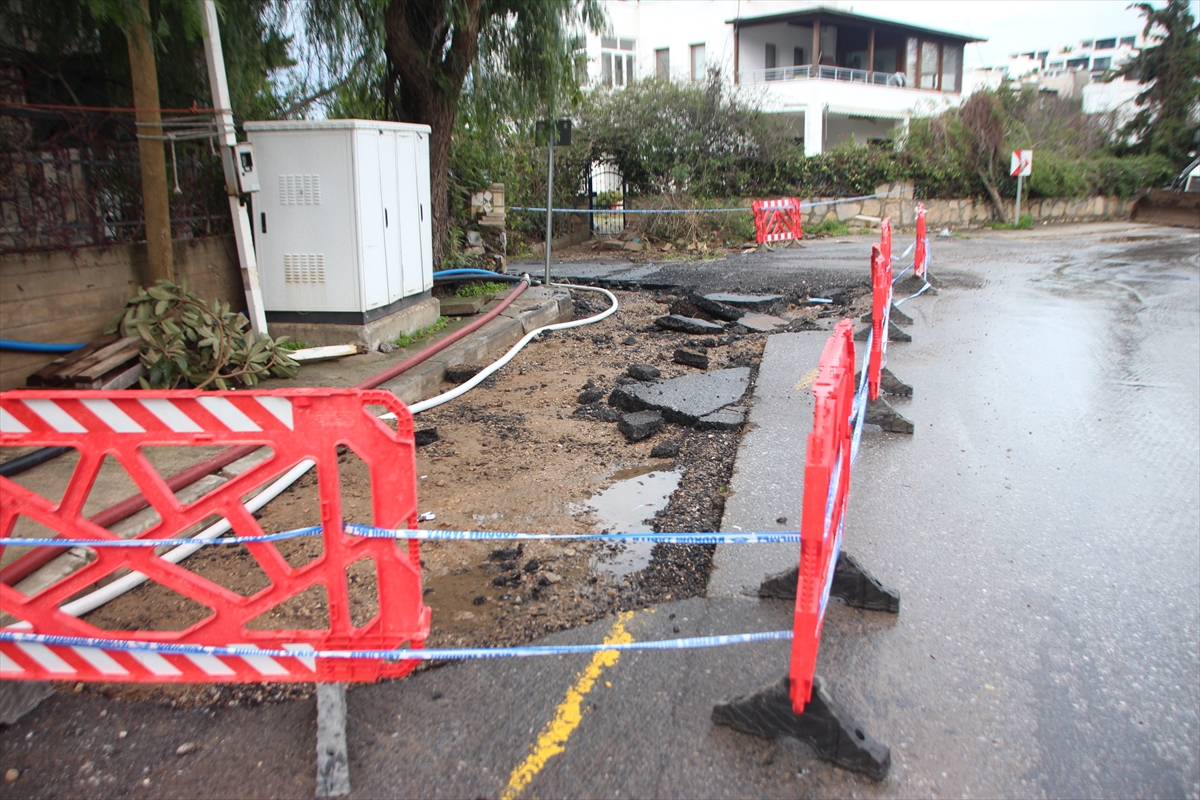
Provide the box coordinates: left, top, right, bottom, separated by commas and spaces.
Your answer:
244, 119, 434, 324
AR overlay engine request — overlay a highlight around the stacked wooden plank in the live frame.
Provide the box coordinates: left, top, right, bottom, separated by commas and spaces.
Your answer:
26, 335, 145, 389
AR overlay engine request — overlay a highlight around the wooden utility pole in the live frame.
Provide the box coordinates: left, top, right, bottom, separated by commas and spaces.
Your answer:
125, 0, 174, 284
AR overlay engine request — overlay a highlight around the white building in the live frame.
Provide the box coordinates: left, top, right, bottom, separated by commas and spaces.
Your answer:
576, 1, 983, 155
967, 30, 1147, 123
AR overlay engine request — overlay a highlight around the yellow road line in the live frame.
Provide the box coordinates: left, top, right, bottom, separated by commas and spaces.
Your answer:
501, 612, 634, 800
794, 367, 820, 392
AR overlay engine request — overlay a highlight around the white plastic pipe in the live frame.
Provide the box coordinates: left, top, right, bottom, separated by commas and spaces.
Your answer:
59, 460, 315, 617
404, 282, 618, 414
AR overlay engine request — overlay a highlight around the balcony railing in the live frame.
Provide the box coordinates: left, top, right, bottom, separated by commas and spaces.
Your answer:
740, 65, 907, 87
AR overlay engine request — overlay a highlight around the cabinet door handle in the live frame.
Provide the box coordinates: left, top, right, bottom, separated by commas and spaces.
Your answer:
261, 213, 266, 233
419, 204, 423, 221
385, 208, 389, 227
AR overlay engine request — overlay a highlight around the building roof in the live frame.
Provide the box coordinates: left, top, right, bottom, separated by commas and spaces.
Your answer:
727, 6, 985, 44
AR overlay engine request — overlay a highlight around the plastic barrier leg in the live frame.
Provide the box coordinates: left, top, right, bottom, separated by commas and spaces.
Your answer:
854, 367, 912, 397
712, 675, 890, 780
860, 304, 913, 327
758, 553, 900, 613
0, 681, 53, 725
865, 397, 915, 434
894, 273, 938, 296
855, 318, 911, 343
315, 682, 351, 798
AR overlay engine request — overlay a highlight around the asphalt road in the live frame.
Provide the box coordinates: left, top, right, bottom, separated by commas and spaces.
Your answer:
3, 222, 1197, 799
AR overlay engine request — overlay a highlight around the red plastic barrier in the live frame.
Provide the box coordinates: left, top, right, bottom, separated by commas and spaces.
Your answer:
788, 320, 856, 713
0, 389, 429, 683
867, 238, 895, 403
914, 203, 928, 279
752, 198, 803, 244
880, 216, 892, 272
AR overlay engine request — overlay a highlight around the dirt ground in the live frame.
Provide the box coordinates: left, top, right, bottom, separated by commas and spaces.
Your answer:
39, 284, 867, 709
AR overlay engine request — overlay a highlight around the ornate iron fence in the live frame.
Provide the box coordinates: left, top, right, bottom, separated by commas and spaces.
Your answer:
1, 115, 230, 254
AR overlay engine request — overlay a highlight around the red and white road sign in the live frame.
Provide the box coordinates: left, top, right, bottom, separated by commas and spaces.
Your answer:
1011, 150, 1033, 177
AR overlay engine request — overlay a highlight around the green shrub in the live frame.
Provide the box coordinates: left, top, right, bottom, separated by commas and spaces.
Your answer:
1026, 151, 1091, 198
988, 213, 1034, 230
807, 217, 852, 235
393, 317, 449, 349
455, 281, 510, 297
1085, 154, 1177, 196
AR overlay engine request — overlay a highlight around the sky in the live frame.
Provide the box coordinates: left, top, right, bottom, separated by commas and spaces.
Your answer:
832, 0, 1200, 68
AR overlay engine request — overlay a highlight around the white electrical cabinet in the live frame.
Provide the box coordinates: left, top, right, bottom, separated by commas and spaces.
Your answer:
243, 119, 434, 324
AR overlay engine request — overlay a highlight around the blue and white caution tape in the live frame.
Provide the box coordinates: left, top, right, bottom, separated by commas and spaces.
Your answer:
0, 525, 801, 549
511, 189, 911, 215
0, 629, 793, 662
891, 240, 919, 283
346, 525, 798, 545
894, 279, 933, 306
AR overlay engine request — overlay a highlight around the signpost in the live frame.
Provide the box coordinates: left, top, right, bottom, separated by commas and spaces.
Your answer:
1010, 149, 1033, 226
537, 119, 573, 286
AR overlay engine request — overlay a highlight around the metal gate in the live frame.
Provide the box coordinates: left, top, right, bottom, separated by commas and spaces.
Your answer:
588, 163, 625, 236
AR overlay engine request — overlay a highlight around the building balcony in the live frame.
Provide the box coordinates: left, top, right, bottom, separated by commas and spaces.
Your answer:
740, 65, 909, 87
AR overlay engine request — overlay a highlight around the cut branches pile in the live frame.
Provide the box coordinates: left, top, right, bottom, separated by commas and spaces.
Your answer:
106, 280, 298, 390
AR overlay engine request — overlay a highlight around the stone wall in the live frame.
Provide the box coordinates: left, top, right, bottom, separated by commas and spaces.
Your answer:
0, 235, 244, 390
802, 182, 1135, 230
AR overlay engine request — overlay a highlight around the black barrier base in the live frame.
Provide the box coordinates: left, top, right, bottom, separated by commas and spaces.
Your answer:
854, 367, 913, 397
758, 553, 901, 613
894, 275, 938, 296
865, 397, 914, 434
854, 320, 911, 343
712, 675, 890, 780
860, 304, 913, 327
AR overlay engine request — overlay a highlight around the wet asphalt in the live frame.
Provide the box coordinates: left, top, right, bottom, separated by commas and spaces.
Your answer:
2, 223, 1197, 799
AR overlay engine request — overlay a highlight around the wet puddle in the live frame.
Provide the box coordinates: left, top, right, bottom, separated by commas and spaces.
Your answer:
585, 464, 682, 578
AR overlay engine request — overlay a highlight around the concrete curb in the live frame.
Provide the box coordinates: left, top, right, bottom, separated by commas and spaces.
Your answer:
381, 286, 572, 405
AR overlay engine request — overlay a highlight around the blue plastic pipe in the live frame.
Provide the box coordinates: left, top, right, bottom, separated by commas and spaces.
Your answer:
0, 339, 86, 354
432, 269, 524, 282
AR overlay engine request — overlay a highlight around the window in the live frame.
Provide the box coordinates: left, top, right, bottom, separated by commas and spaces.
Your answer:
1081, 39, 1093, 48
655, 48, 669, 79
941, 45, 960, 93
1095, 38, 1116, 49
1037, 50, 1049, 60
1120, 36, 1136, 47
1092, 56, 1111, 71
905, 36, 919, 86
920, 40, 940, 89
794, 47, 806, 66
573, 37, 587, 84
765, 43, 776, 69
690, 43, 706, 81
1066, 57, 1090, 70
1049, 61, 1064, 69
601, 37, 636, 87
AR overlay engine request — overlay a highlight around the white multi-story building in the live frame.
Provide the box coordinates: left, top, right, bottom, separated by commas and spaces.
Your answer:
967, 31, 1147, 123
576, 1, 983, 155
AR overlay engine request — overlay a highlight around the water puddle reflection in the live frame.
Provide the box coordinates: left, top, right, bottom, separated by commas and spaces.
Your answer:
585, 465, 681, 578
